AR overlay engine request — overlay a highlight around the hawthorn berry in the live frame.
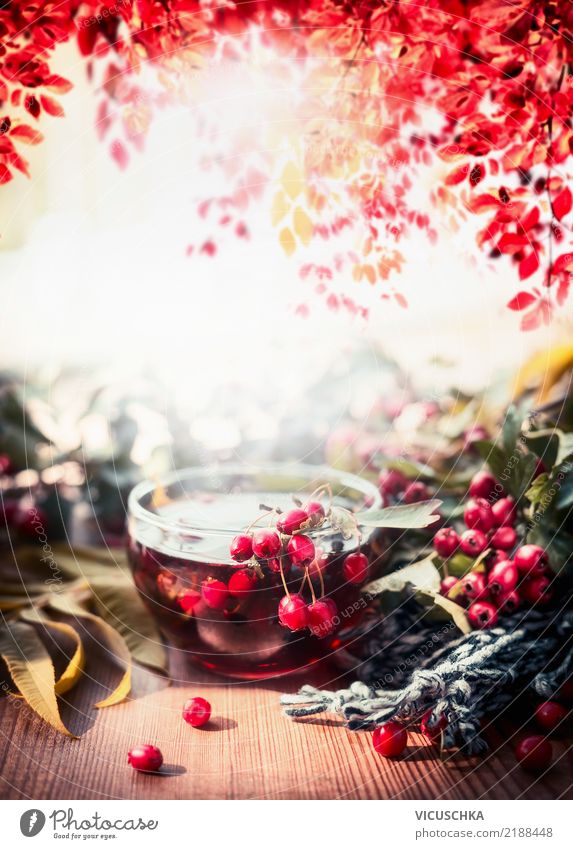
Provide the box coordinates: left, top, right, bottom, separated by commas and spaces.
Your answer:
372, 721, 408, 757
433, 527, 459, 558
277, 508, 308, 535
459, 528, 488, 556
178, 589, 202, 613
182, 697, 211, 728
460, 571, 487, 600
469, 470, 497, 500
490, 525, 517, 551
252, 528, 281, 559
378, 468, 407, 497
305, 501, 326, 525
228, 569, 258, 597
230, 533, 253, 563
515, 736, 552, 771
308, 599, 338, 638
201, 578, 229, 609
514, 544, 548, 576
492, 496, 517, 527
403, 481, 430, 503
0, 455, 13, 476
487, 560, 518, 597
464, 498, 494, 533
127, 744, 163, 772
420, 709, 448, 741
343, 551, 369, 584
498, 588, 521, 614
488, 548, 508, 567
278, 594, 309, 631
521, 575, 553, 606
440, 576, 459, 596
287, 534, 315, 565
468, 601, 498, 629
534, 701, 568, 733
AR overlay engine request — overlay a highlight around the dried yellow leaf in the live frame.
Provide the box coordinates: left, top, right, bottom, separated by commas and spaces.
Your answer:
293, 207, 313, 246
279, 227, 296, 256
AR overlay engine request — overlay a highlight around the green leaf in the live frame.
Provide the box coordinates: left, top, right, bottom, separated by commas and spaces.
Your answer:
443, 552, 474, 578
556, 432, 573, 466
556, 474, 573, 511
527, 525, 573, 575
0, 621, 75, 736
503, 405, 522, 455
384, 457, 436, 480
523, 429, 560, 469
417, 589, 472, 634
525, 473, 550, 506
357, 499, 442, 529
474, 440, 508, 484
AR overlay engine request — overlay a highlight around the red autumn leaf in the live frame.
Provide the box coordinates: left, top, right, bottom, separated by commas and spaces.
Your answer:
552, 186, 572, 221
467, 194, 500, 214
556, 274, 571, 306
520, 298, 552, 332
518, 251, 540, 280
40, 95, 64, 118
445, 164, 469, 185
507, 291, 538, 311
498, 233, 527, 254
44, 74, 73, 94
10, 125, 44, 145
110, 140, 128, 170
552, 253, 573, 274
0, 164, 12, 185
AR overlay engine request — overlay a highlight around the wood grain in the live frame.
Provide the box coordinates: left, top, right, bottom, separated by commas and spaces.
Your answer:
1, 642, 572, 800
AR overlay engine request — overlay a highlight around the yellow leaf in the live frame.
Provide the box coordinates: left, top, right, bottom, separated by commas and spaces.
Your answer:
363, 264, 376, 285
279, 227, 296, 256
271, 191, 290, 226
281, 161, 303, 200
293, 207, 313, 246
0, 622, 76, 736
20, 609, 85, 696
513, 344, 573, 403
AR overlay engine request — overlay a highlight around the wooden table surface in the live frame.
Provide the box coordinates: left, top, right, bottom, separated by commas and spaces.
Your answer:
1, 640, 572, 801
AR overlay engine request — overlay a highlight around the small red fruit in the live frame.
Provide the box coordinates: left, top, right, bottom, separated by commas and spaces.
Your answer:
492, 496, 517, 527
464, 498, 494, 533
459, 528, 488, 556
278, 593, 309, 631
14, 505, 49, 538
498, 588, 521, 614
420, 709, 448, 741
487, 560, 518, 597
228, 569, 258, 597
488, 548, 508, 567
182, 696, 211, 728
178, 589, 202, 613
440, 576, 458, 596
468, 601, 498, 629
403, 481, 430, 503
469, 470, 497, 500
521, 575, 553, 606
535, 701, 568, 733
343, 551, 369, 584
433, 527, 459, 558
287, 534, 315, 565
252, 528, 281, 559
378, 468, 407, 496
201, 579, 229, 609
277, 508, 308, 535
127, 744, 163, 772
372, 721, 408, 757
460, 571, 487, 600
0, 455, 14, 476
515, 735, 552, 771
230, 533, 253, 563
305, 501, 325, 525
308, 599, 338, 638
490, 525, 517, 551
514, 544, 549, 576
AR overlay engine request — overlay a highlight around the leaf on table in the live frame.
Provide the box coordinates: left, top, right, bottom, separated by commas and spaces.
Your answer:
363, 555, 441, 596
512, 344, 573, 403
357, 499, 442, 529
417, 589, 472, 634
20, 609, 85, 696
0, 621, 75, 736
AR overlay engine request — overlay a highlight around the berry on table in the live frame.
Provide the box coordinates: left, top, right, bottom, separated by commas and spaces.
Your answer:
127, 744, 163, 772
514, 736, 552, 771
468, 601, 498, 629
228, 569, 258, 597
182, 697, 211, 728
514, 544, 549, 576
277, 508, 308, 535
440, 576, 459, 596
230, 533, 253, 563
201, 578, 229, 609
372, 721, 408, 757
278, 594, 309, 631
492, 496, 517, 527
252, 528, 281, 559
534, 701, 568, 733
521, 575, 553, 606
464, 498, 494, 533
460, 571, 487, 600
378, 469, 408, 497
420, 709, 448, 741
459, 528, 488, 556
490, 526, 517, 551
308, 599, 338, 638
287, 534, 315, 565
433, 527, 459, 558
469, 470, 498, 500
498, 589, 521, 614
343, 551, 369, 584
487, 560, 518, 598
403, 481, 430, 503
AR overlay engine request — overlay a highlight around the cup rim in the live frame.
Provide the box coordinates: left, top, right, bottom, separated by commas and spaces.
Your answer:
128, 462, 381, 539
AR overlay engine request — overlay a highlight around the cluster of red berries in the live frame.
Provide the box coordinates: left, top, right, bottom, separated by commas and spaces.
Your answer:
378, 468, 430, 506
432, 470, 554, 629
127, 696, 212, 772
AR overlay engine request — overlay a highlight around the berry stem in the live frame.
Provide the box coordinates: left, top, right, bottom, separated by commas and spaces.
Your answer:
279, 558, 290, 599
305, 566, 317, 603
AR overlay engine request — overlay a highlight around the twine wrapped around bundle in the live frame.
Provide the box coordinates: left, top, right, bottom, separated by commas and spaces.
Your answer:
281, 609, 573, 753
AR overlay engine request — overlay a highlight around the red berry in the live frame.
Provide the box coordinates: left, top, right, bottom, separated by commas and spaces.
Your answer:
15, 505, 49, 538
372, 721, 408, 757
201, 579, 229, 609
277, 508, 308, 535
252, 528, 281, 559
228, 569, 258, 597
403, 481, 430, 503
278, 593, 309, 631
378, 468, 407, 496
182, 696, 211, 728
440, 576, 458, 596
488, 548, 508, 567
514, 544, 549, 576
468, 601, 498, 629
469, 470, 497, 500
178, 589, 202, 613
459, 528, 488, 556
464, 498, 494, 533
308, 599, 338, 638
521, 575, 553, 606
515, 736, 552, 771
1, 497, 21, 527
487, 560, 518, 597
343, 551, 369, 584
420, 709, 448, 741
230, 533, 253, 563
492, 496, 517, 527
433, 527, 459, 558
127, 744, 163, 772
286, 534, 315, 565
498, 588, 521, 614
0, 454, 14, 476
305, 501, 325, 525
535, 701, 568, 733
490, 525, 517, 551
460, 571, 487, 600
533, 458, 547, 479
463, 425, 489, 451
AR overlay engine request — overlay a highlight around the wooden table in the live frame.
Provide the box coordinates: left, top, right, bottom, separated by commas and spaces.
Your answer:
1, 643, 572, 801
